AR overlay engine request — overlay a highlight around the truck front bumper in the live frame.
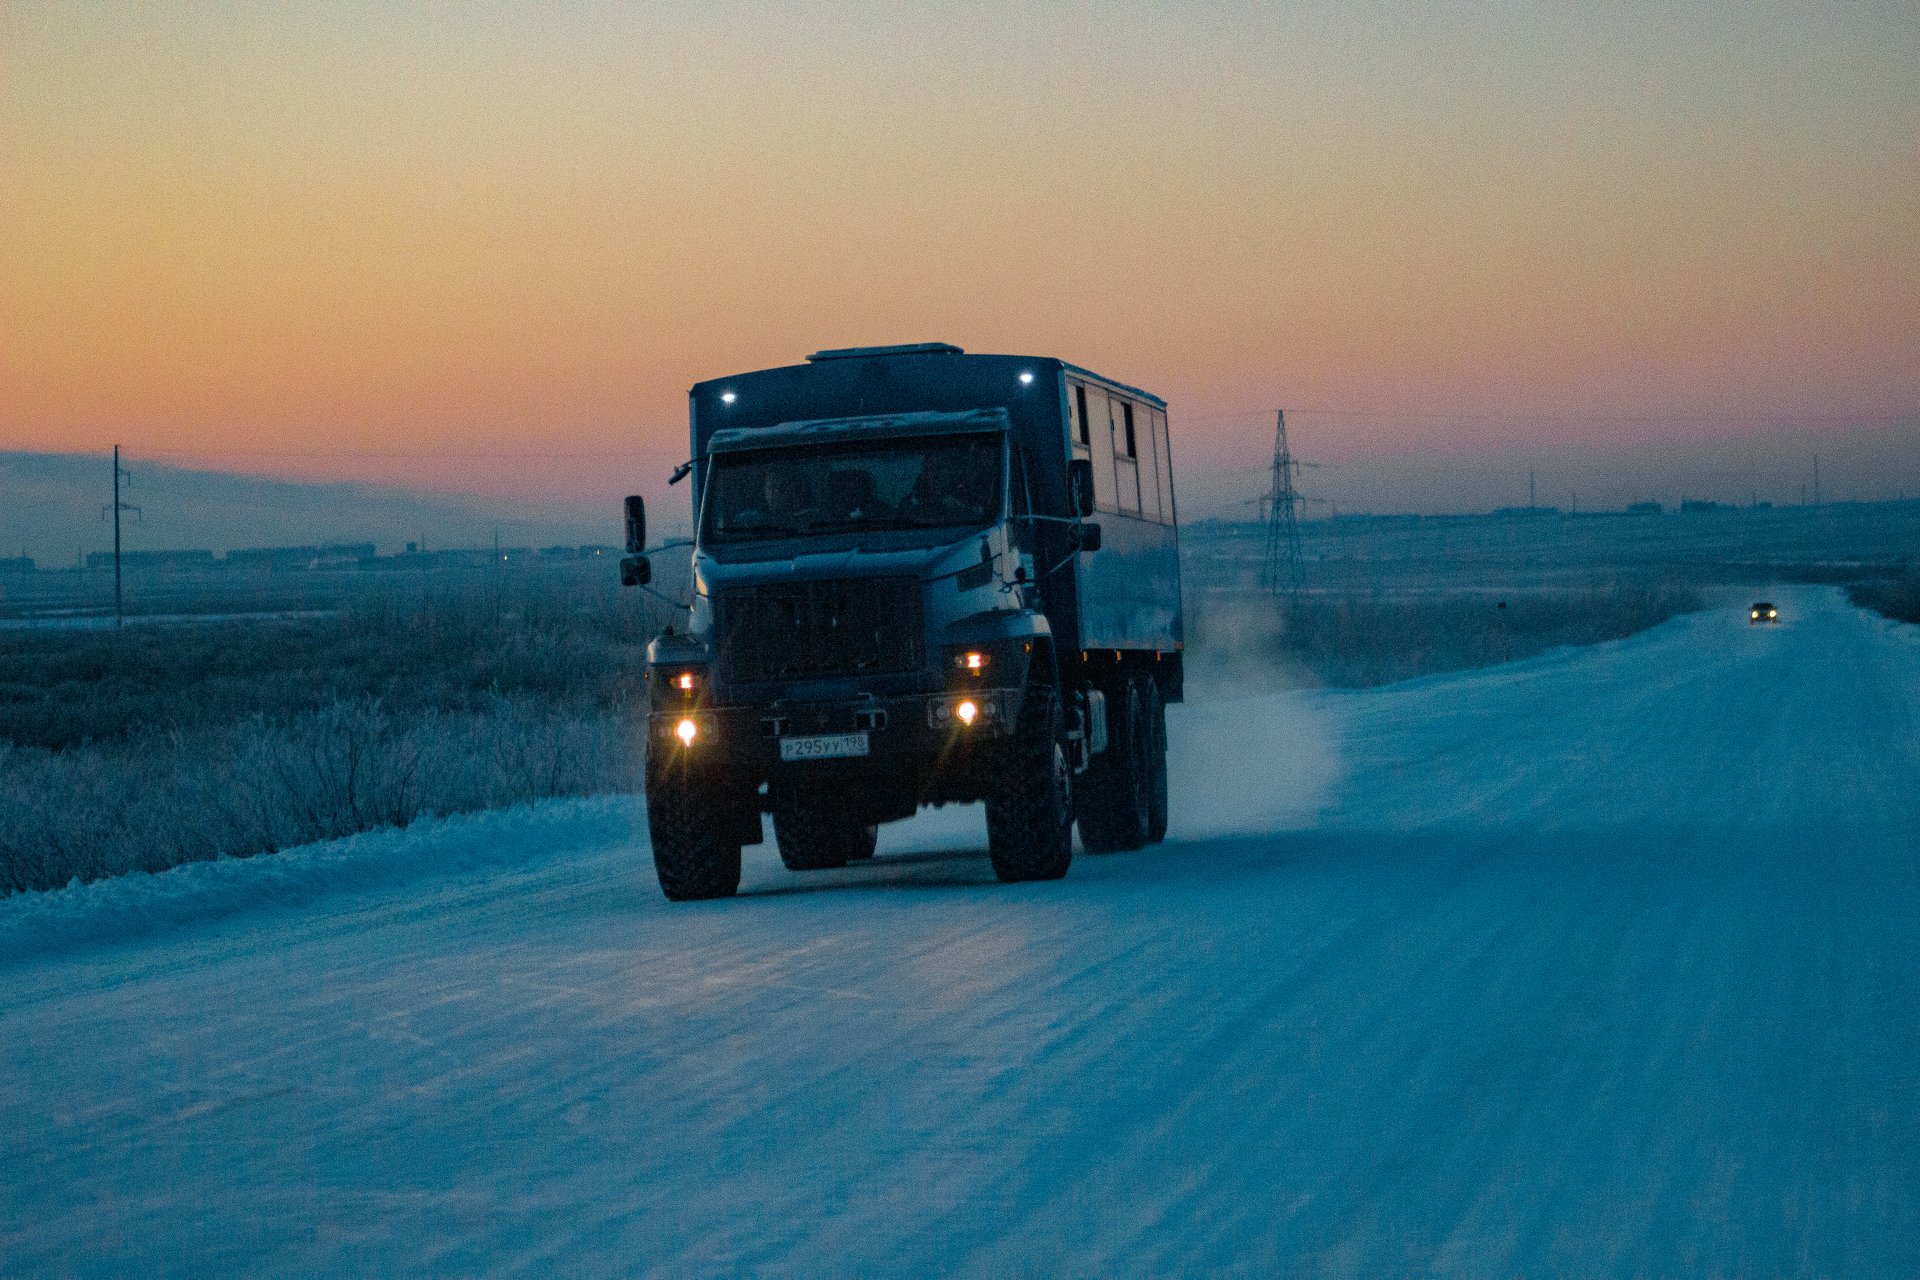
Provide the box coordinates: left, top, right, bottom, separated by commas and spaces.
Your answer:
648, 687, 1021, 775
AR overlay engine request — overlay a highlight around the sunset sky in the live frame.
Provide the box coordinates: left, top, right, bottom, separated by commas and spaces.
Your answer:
4, 2, 1916, 515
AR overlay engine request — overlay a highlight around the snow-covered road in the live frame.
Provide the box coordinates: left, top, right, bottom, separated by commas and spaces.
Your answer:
5, 586, 1918, 1275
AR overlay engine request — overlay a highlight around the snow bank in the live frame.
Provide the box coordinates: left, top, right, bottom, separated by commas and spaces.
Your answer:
0, 795, 641, 966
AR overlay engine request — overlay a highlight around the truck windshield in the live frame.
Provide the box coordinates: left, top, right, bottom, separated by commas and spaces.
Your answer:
701, 433, 1004, 544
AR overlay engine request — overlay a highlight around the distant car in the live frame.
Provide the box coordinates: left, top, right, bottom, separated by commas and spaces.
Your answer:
1750, 601, 1778, 624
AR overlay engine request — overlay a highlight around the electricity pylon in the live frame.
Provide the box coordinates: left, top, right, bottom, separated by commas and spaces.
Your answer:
1260, 410, 1304, 594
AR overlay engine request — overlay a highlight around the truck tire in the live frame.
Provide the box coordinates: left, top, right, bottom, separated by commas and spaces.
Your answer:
645, 756, 743, 901
772, 794, 878, 871
985, 683, 1074, 882
1145, 677, 1169, 844
1076, 676, 1151, 853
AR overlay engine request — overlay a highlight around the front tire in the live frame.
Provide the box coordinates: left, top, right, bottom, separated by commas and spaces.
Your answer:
773, 793, 878, 871
646, 754, 743, 901
985, 683, 1074, 882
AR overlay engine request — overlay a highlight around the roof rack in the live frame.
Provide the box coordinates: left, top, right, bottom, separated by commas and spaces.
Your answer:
806, 342, 964, 362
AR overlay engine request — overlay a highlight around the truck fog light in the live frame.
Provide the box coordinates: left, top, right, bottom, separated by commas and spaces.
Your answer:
674, 717, 699, 747
956, 699, 979, 726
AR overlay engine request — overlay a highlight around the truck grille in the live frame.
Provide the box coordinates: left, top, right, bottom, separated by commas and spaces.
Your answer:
716, 577, 924, 683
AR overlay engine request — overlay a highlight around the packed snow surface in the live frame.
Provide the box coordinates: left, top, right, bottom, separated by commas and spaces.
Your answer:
4, 586, 1918, 1275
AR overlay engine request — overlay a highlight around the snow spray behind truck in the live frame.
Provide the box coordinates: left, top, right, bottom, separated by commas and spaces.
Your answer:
620, 344, 1183, 900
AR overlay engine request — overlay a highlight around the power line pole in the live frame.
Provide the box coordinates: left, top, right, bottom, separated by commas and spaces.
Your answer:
1261, 410, 1304, 595
1812, 454, 1821, 506
101, 444, 141, 627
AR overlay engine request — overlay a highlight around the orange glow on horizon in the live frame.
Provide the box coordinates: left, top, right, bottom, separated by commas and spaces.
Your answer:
4, 4, 1915, 505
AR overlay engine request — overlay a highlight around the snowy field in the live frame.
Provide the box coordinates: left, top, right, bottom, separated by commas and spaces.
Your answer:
4, 585, 1918, 1275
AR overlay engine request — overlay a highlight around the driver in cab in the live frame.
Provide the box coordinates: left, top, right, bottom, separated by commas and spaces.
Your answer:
733, 469, 820, 531
899, 449, 991, 526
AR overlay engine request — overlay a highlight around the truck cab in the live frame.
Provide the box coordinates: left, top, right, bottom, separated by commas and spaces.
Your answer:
623, 344, 1183, 899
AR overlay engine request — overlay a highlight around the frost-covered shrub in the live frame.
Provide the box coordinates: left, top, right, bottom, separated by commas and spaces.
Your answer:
0, 565, 675, 895
0, 698, 644, 895
0, 567, 664, 750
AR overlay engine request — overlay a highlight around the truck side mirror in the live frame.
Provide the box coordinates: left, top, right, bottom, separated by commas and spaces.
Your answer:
1067, 459, 1096, 518
1075, 522, 1102, 553
620, 555, 652, 587
624, 495, 646, 554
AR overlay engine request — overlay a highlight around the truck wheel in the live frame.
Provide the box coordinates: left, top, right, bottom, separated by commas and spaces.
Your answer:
985, 683, 1074, 882
772, 794, 877, 871
1076, 676, 1150, 853
645, 756, 743, 901
1145, 677, 1169, 844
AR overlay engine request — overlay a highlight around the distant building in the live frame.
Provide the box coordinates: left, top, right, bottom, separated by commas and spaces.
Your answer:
224, 543, 376, 570
0, 555, 34, 574
1490, 505, 1562, 518
1680, 499, 1725, 514
1626, 501, 1663, 515
84, 549, 216, 572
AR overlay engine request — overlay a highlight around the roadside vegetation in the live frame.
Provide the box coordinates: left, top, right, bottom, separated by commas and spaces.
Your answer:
1, 569, 669, 895
3, 568, 1702, 896
1849, 565, 1920, 626
1186, 579, 1704, 694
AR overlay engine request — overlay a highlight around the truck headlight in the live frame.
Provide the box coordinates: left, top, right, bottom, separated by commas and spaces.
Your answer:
674, 717, 699, 746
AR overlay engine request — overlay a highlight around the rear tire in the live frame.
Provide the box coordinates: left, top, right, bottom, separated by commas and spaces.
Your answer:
646, 754, 743, 901
772, 793, 878, 871
986, 684, 1074, 882
1077, 676, 1151, 853
1145, 677, 1169, 844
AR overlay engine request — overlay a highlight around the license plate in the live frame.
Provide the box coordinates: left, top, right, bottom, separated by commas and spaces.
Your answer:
779, 732, 871, 762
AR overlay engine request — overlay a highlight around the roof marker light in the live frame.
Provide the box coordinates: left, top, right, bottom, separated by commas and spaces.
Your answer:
1018, 372, 1034, 385
720, 391, 737, 404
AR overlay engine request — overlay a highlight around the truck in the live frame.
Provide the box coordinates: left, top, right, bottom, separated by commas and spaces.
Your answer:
619, 343, 1183, 900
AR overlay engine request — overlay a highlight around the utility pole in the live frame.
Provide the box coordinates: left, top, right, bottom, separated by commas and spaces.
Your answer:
1812, 455, 1821, 506
101, 445, 141, 627
1261, 410, 1305, 595
1528, 469, 1536, 509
